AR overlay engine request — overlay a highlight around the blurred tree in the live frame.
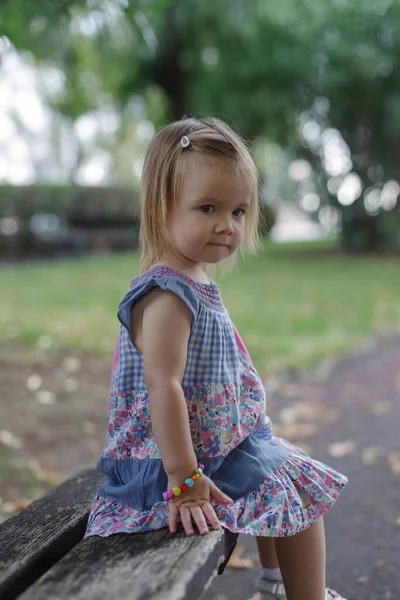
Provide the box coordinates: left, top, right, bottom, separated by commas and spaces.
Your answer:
1, 0, 399, 250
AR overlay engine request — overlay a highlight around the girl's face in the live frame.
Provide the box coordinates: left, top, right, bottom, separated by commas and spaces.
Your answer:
167, 154, 252, 265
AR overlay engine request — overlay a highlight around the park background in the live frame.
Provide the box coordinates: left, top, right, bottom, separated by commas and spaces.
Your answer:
0, 2, 399, 599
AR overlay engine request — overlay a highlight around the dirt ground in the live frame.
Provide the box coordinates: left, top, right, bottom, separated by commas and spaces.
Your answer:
0, 343, 111, 518
1, 338, 400, 600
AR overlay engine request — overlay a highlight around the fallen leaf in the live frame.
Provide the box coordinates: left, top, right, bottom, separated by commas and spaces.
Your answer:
226, 545, 254, 570
36, 390, 57, 405
371, 402, 392, 416
362, 446, 385, 466
28, 459, 64, 485
374, 559, 385, 569
0, 430, 24, 450
278, 407, 297, 425
27, 458, 39, 471
0, 502, 20, 515
38, 469, 65, 485
26, 374, 42, 392
63, 377, 79, 393
14, 499, 31, 512
82, 420, 96, 436
291, 401, 338, 423
387, 453, 400, 476
278, 402, 337, 428
36, 335, 53, 350
328, 440, 356, 458
62, 356, 82, 373
280, 383, 299, 398
297, 386, 325, 401
291, 440, 312, 455
272, 423, 317, 440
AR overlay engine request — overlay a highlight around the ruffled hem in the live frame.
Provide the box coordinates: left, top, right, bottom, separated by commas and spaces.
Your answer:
85, 439, 348, 538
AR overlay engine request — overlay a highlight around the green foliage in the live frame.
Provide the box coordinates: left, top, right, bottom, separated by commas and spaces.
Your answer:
3, 1, 400, 155
341, 207, 400, 252
3, 1, 400, 144
259, 202, 276, 237
2, 0, 400, 250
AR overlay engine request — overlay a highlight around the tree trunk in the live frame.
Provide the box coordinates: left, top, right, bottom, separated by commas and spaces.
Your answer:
154, 5, 188, 121
341, 212, 380, 252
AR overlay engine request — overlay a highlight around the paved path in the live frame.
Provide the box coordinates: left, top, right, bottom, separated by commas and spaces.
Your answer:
211, 340, 400, 600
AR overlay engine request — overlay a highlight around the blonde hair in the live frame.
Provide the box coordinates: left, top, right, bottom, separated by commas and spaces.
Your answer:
139, 117, 260, 272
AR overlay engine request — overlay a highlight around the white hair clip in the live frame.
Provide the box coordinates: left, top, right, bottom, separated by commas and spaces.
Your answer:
180, 135, 190, 148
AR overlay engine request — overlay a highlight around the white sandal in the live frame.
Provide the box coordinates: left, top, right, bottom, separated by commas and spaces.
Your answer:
254, 577, 347, 600
255, 577, 287, 599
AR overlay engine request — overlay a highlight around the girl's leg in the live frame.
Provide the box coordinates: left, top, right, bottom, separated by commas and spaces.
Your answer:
255, 537, 284, 599
274, 517, 326, 600
256, 536, 280, 568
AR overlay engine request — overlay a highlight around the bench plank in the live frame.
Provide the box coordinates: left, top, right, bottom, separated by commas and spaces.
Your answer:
0, 469, 104, 600
19, 527, 238, 600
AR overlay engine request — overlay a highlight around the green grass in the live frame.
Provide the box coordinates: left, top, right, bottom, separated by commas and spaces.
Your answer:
2, 240, 400, 377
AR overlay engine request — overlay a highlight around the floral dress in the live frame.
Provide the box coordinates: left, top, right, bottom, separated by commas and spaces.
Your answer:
85, 265, 347, 538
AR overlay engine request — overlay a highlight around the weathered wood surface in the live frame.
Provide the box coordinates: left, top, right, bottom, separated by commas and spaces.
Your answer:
19, 527, 238, 600
0, 469, 104, 600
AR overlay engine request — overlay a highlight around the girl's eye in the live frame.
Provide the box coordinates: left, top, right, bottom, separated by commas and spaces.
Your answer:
200, 205, 215, 214
233, 208, 245, 217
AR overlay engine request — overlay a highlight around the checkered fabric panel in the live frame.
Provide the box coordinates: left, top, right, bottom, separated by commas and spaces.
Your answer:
112, 268, 248, 391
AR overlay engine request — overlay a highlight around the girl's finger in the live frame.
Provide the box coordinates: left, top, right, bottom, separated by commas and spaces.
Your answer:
180, 506, 195, 536
191, 505, 209, 536
201, 502, 221, 531
168, 503, 179, 534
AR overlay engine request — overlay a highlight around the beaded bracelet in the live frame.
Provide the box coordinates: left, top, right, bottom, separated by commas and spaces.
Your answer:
163, 463, 205, 501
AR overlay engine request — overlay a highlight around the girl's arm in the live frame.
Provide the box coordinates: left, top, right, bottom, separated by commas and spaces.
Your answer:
133, 288, 232, 536
138, 288, 197, 480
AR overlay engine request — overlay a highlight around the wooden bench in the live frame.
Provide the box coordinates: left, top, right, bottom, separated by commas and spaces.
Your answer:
0, 469, 238, 600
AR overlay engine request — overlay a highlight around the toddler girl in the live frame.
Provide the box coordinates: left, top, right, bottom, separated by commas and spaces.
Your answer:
85, 117, 348, 600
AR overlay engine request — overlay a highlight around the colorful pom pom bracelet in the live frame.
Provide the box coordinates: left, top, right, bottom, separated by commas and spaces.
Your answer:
163, 463, 205, 501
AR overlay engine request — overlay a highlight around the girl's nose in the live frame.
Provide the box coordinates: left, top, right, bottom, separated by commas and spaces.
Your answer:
216, 218, 234, 236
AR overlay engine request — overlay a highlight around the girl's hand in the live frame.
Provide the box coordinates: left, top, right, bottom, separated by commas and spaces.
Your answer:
167, 475, 233, 536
